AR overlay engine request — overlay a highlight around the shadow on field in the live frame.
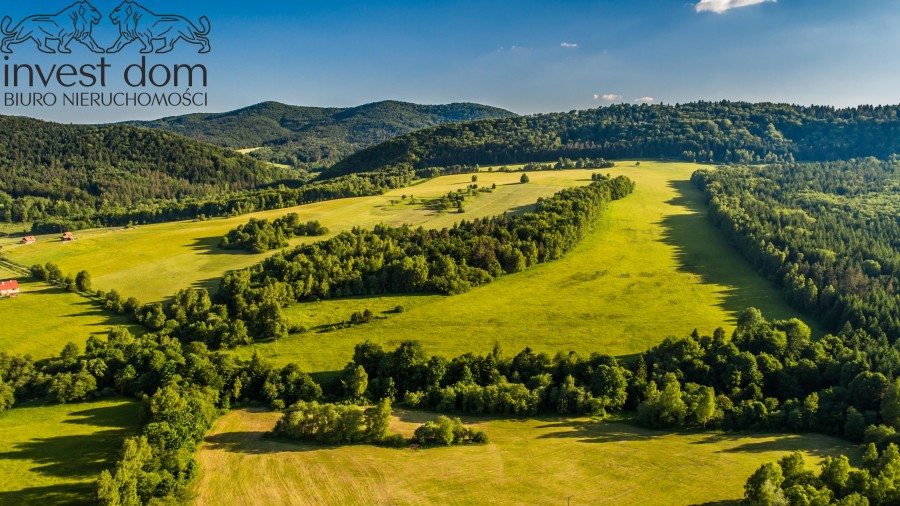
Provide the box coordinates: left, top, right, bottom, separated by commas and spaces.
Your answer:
204, 431, 330, 454
505, 203, 537, 216
60, 299, 128, 328
64, 404, 136, 428
690, 432, 860, 465
0, 429, 128, 480
658, 180, 799, 326
0, 482, 96, 506
533, 420, 678, 444
189, 236, 253, 256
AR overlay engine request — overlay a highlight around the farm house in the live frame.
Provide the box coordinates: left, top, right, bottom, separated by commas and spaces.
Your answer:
61, 232, 74, 241
20, 236, 36, 244
0, 280, 19, 297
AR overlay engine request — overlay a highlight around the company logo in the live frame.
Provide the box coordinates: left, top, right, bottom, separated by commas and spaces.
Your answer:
1, 1, 210, 55
1, 2, 104, 54
107, 2, 210, 54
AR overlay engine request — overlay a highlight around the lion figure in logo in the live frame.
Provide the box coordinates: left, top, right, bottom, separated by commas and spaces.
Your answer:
107, 1, 210, 54
1, 1, 104, 54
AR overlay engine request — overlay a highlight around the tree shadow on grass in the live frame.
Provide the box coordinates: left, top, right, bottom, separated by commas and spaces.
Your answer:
203, 431, 349, 455
0, 430, 128, 481
690, 431, 860, 465
63, 403, 138, 429
658, 180, 816, 332
188, 236, 256, 256
0, 482, 97, 506
533, 419, 682, 444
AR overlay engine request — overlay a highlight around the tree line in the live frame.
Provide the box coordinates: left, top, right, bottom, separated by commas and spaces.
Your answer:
692, 158, 900, 342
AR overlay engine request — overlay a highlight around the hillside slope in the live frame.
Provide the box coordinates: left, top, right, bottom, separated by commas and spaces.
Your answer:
125, 101, 516, 168
0, 116, 280, 223
325, 101, 900, 177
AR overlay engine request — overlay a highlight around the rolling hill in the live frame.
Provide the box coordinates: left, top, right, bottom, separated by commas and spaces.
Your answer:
323, 101, 900, 178
124, 101, 516, 168
0, 116, 282, 225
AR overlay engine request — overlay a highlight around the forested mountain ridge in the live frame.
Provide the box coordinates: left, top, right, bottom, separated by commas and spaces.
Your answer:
0, 116, 287, 223
124, 100, 516, 169
325, 101, 900, 177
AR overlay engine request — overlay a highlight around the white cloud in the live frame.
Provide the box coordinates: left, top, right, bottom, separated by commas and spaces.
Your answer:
634, 97, 655, 103
594, 93, 622, 101
695, 0, 775, 14
560, 42, 579, 48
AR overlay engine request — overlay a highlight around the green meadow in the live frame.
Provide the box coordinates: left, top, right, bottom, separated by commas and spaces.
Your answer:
192, 408, 858, 506
230, 163, 818, 373
0, 279, 136, 359
0, 399, 139, 505
1, 169, 596, 303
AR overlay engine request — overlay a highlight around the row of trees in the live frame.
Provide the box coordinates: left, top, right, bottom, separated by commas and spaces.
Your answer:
31, 262, 92, 293
343, 340, 630, 418
220, 214, 328, 253
521, 157, 616, 171
272, 399, 396, 445
217, 176, 635, 341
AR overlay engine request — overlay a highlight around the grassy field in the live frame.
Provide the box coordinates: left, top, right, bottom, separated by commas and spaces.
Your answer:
231, 162, 819, 373
0, 278, 137, 359
191, 408, 859, 506
1, 169, 596, 303
0, 399, 139, 505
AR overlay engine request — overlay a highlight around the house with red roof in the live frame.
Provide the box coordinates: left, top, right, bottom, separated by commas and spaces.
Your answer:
0, 280, 19, 297
61, 232, 74, 241
20, 236, 36, 244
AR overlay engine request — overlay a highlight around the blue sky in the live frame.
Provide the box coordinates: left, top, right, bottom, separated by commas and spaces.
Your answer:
0, 0, 898, 122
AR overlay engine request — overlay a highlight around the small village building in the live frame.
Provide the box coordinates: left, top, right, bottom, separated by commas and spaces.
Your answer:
61, 232, 74, 241
0, 280, 19, 297
20, 236, 36, 244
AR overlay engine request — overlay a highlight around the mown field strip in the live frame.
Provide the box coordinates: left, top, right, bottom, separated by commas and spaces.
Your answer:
191, 408, 858, 506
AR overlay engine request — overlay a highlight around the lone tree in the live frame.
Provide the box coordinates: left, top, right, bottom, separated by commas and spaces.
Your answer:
471, 174, 478, 182
520, 174, 530, 183
75, 270, 92, 292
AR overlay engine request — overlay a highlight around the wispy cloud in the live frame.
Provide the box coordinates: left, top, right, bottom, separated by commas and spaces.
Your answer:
695, 0, 775, 14
594, 93, 623, 101
560, 42, 579, 48
634, 97, 655, 103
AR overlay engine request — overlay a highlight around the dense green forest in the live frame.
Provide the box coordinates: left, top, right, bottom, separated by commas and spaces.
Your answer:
125, 101, 515, 169
692, 159, 900, 341
0, 116, 287, 225
326, 101, 900, 177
